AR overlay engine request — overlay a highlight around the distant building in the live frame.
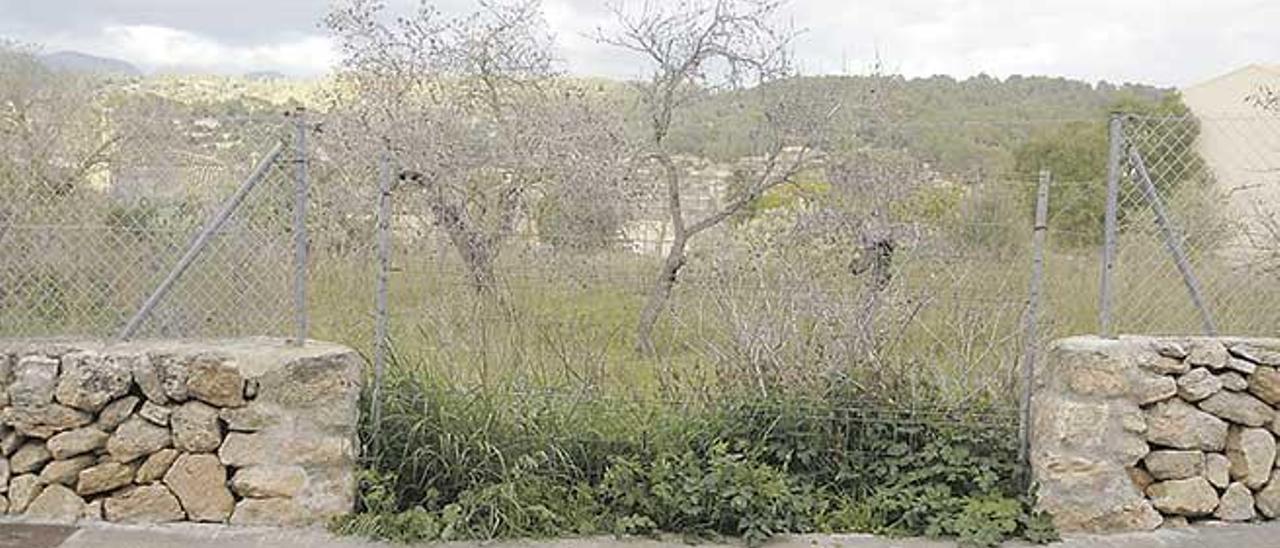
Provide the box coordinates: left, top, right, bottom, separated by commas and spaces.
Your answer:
623, 155, 732, 256
1181, 65, 1280, 253
621, 147, 822, 256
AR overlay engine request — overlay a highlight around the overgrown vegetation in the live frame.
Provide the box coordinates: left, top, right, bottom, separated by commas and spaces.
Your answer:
0, 2, 1248, 545
331, 355, 1058, 546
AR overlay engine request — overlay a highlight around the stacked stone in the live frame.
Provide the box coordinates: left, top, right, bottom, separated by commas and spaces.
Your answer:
0, 340, 360, 526
1130, 339, 1280, 523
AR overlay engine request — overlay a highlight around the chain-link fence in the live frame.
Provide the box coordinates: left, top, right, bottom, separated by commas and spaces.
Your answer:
0, 112, 302, 339
323, 135, 1074, 425
313, 112, 1279, 463
1102, 113, 1280, 336
6, 106, 1280, 461
321, 147, 1047, 460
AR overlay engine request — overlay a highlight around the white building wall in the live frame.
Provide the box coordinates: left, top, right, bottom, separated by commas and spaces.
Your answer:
1182, 65, 1280, 253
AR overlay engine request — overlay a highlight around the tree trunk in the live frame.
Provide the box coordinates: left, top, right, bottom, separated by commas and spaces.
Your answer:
448, 228, 499, 294
461, 245, 498, 293
636, 235, 686, 354
410, 171, 502, 295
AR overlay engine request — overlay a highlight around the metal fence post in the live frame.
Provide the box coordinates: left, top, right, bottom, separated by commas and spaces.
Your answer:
1099, 113, 1122, 338
118, 142, 287, 340
1018, 169, 1051, 475
371, 149, 392, 449
292, 111, 310, 346
1126, 145, 1218, 336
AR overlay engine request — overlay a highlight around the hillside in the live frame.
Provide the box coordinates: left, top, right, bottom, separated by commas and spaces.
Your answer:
39, 50, 141, 77
663, 74, 1173, 180
90, 69, 1176, 185
116, 74, 330, 112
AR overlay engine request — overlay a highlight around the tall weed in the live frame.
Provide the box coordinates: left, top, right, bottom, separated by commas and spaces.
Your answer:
334, 356, 1056, 547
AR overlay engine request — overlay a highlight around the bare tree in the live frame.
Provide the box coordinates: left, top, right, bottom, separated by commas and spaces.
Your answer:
0, 42, 115, 192
598, 0, 836, 353
0, 41, 117, 236
325, 0, 629, 292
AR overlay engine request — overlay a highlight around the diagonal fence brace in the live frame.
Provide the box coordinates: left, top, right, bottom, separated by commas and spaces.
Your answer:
117, 141, 287, 340
1125, 141, 1218, 336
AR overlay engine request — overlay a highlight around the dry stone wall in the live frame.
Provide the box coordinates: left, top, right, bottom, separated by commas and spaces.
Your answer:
1033, 335, 1280, 532
0, 338, 360, 526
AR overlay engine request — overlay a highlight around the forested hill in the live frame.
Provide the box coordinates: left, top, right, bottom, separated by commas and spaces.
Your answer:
663, 74, 1174, 181
107, 69, 1177, 183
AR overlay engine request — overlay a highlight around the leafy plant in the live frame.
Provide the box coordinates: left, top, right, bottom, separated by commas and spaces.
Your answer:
334, 372, 1056, 547
599, 443, 814, 546
330, 470, 447, 543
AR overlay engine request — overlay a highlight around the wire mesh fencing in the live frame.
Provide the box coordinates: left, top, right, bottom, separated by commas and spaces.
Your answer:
0, 112, 301, 339
285, 116, 1181, 442
8, 106, 1280, 454
315, 139, 1078, 421
1103, 113, 1280, 336
328, 113, 1280, 457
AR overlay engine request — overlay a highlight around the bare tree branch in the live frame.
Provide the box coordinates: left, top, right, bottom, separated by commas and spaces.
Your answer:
598, 0, 831, 353
326, 0, 630, 294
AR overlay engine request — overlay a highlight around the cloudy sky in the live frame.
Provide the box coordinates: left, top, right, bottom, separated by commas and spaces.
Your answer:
0, 0, 1276, 87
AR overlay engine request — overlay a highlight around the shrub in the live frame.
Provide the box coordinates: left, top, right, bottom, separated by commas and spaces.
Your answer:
599, 443, 815, 544
331, 367, 1056, 547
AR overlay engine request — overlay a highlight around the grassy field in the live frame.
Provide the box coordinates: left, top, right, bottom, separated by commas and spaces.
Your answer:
308, 236, 1042, 405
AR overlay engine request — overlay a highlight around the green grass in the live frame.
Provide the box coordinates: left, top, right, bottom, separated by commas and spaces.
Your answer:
299, 191, 1277, 546
302, 217, 1074, 545
331, 352, 1054, 546
303, 226, 1264, 411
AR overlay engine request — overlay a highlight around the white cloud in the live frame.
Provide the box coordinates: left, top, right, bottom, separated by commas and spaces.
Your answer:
9, 0, 1279, 85
44, 24, 336, 76
542, 0, 644, 78
537, 0, 1280, 86
784, 0, 1280, 86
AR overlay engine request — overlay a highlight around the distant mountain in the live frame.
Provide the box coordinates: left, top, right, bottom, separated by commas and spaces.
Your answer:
39, 51, 142, 77
245, 70, 287, 81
